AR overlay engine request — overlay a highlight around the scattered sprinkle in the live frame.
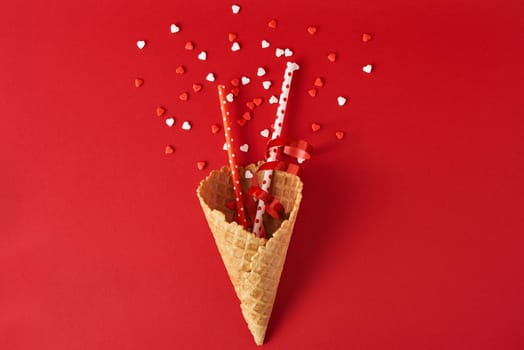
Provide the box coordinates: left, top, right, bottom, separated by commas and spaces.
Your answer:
232, 4, 241, 14
192, 83, 202, 93
134, 78, 144, 87
335, 131, 345, 140
268, 19, 277, 29
246, 101, 255, 110
226, 93, 234, 102
206, 73, 216, 82
179, 92, 189, 101
182, 121, 192, 130
260, 129, 270, 137
297, 157, 306, 164
184, 41, 194, 50
362, 33, 373, 42
307, 26, 318, 35
328, 52, 337, 62
231, 42, 241, 51
136, 40, 146, 49
231, 87, 239, 96
170, 24, 180, 34
308, 88, 317, 97
269, 96, 278, 104
242, 111, 252, 120
198, 51, 207, 60
244, 170, 253, 179
311, 123, 321, 132
314, 77, 324, 87
241, 76, 251, 85
337, 96, 347, 106
237, 118, 247, 126
261, 40, 270, 48
211, 124, 221, 134
240, 144, 249, 152
176, 65, 185, 75
262, 81, 272, 90
165, 145, 174, 154
230, 78, 240, 87
228, 32, 238, 42
156, 107, 166, 117
253, 97, 263, 106
284, 48, 294, 57
257, 67, 266, 76
362, 64, 373, 73
275, 48, 284, 57
223, 143, 228, 151
197, 161, 207, 170
165, 118, 175, 127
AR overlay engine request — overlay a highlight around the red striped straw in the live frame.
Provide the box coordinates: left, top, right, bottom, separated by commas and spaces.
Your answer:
217, 85, 249, 230
252, 62, 300, 237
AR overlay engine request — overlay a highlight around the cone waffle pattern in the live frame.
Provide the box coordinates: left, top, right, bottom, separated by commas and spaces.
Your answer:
197, 164, 303, 345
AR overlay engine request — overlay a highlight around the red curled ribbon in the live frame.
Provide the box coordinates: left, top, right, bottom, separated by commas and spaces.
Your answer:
247, 186, 285, 219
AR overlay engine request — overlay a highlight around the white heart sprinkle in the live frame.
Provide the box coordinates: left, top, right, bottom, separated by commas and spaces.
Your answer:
136, 40, 146, 49
257, 67, 266, 77
226, 93, 234, 102
239, 144, 249, 152
362, 64, 373, 73
262, 81, 272, 90
231, 42, 240, 52
297, 157, 305, 164
223, 143, 228, 151
198, 51, 207, 60
261, 40, 270, 48
287, 62, 300, 71
269, 96, 278, 104
165, 118, 175, 127
170, 24, 180, 33
284, 48, 294, 57
244, 170, 253, 179
206, 73, 215, 82
337, 96, 347, 106
275, 48, 284, 57
231, 4, 240, 14
241, 76, 250, 85
182, 121, 192, 130
260, 129, 270, 138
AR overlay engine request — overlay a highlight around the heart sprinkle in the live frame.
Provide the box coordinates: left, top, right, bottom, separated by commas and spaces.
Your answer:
269, 95, 278, 104
308, 88, 317, 97
231, 42, 241, 51
246, 101, 255, 110
165, 118, 175, 127
230, 78, 240, 87
165, 145, 174, 154
337, 96, 347, 106
197, 161, 207, 170
253, 97, 263, 106
184, 41, 194, 50
241, 76, 250, 85
179, 92, 189, 101
314, 77, 324, 87
136, 40, 146, 49
226, 93, 234, 102
262, 81, 272, 90
362, 33, 373, 42
176, 65, 185, 75
237, 118, 246, 126
275, 48, 284, 57
242, 111, 252, 120
257, 67, 266, 76
261, 40, 270, 48
231, 4, 240, 14
335, 131, 345, 140
170, 24, 180, 34
307, 26, 318, 35
134, 78, 144, 87
284, 48, 293, 57
211, 124, 221, 134
362, 64, 373, 73
328, 52, 337, 62
311, 123, 321, 132
240, 144, 249, 152
156, 107, 166, 117
192, 83, 202, 92
260, 129, 270, 137
182, 121, 192, 130
206, 73, 215, 82
244, 169, 254, 179
197, 51, 207, 60
268, 19, 277, 28
228, 32, 238, 42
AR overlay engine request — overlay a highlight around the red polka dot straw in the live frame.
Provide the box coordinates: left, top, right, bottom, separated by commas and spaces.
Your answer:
217, 85, 248, 230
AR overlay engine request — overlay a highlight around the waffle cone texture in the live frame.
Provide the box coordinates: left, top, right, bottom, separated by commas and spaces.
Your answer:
197, 163, 303, 345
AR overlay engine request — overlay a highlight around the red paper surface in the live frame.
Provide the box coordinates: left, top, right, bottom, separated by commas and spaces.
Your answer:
1, 1, 524, 349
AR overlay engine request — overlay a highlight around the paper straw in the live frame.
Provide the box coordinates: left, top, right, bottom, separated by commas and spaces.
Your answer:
252, 62, 300, 237
218, 85, 249, 229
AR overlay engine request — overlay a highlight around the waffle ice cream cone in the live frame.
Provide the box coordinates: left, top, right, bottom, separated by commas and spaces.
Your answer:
197, 163, 303, 345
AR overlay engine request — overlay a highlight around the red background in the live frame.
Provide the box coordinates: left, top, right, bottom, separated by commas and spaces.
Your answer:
1, 0, 524, 349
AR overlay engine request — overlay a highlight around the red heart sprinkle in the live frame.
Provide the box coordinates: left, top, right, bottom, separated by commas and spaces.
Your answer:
134, 78, 144, 87
230, 78, 240, 87
225, 201, 235, 210
179, 92, 189, 101
328, 52, 337, 62
237, 118, 247, 126
268, 19, 277, 29
184, 41, 194, 50
246, 101, 255, 110
308, 88, 317, 97
311, 123, 321, 132
314, 77, 324, 87
211, 124, 221, 134
307, 26, 317, 35
228, 32, 238, 42
242, 111, 252, 121
156, 107, 166, 117
231, 87, 239, 96
253, 97, 263, 106
165, 145, 174, 154
197, 161, 207, 170
335, 131, 345, 140
176, 65, 185, 74
192, 83, 202, 93
362, 33, 373, 42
